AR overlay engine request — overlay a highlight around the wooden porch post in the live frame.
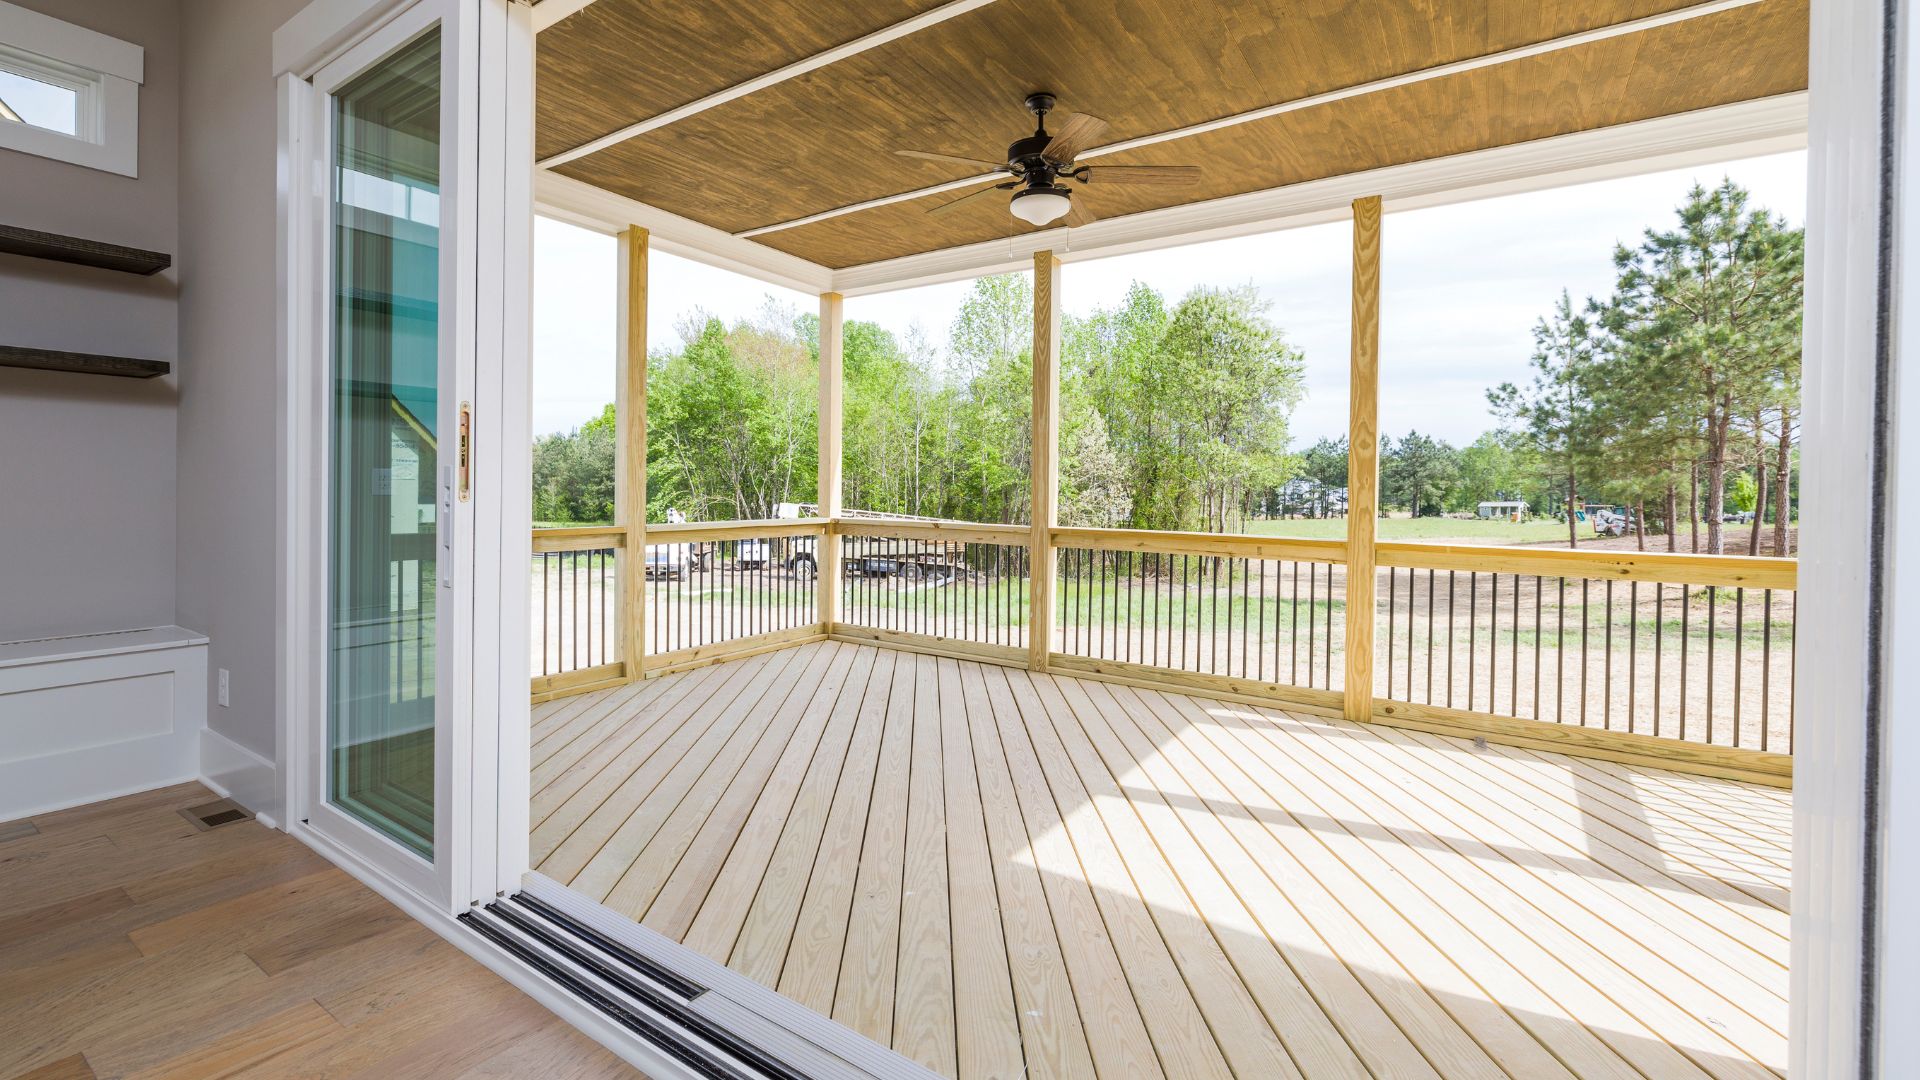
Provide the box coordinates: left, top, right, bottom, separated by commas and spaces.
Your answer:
616, 225, 649, 680
1345, 197, 1381, 723
817, 292, 844, 631
1029, 252, 1062, 670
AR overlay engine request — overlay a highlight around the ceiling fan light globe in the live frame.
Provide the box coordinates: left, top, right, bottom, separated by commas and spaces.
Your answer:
1009, 186, 1071, 226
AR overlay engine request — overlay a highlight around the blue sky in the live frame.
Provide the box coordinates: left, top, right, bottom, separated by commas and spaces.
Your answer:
533, 149, 1805, 447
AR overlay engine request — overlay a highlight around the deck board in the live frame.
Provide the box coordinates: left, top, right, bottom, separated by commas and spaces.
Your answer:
533, 641, 1791, 1080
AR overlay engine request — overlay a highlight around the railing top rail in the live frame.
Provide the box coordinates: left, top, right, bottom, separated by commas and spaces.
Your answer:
532, 525, 625, 552
1051, 526, 1347, 564
832, 518, 1030, 544
1376, 540, 1797, 590
647, 518, 832, 542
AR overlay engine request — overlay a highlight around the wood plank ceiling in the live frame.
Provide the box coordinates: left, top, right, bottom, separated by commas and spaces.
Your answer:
536, 0, 1809, 270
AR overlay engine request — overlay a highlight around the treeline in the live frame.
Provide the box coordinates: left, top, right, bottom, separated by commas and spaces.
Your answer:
532, 179, 1801, 555
534, 278, 1305, 533
1492, 180, 1802, 554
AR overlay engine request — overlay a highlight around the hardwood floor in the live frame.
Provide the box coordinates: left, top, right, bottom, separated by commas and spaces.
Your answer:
533, 640, 1792, 1080
0, 783, 641, 1080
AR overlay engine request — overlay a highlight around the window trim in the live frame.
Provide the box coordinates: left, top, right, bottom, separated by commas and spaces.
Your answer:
0, 0, 141, 176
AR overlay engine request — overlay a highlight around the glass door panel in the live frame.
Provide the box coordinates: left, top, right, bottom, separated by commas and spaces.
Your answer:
327, 28, 442, 860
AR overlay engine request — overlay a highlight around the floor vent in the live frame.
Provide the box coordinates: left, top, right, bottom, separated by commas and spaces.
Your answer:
179, 799, 252, 831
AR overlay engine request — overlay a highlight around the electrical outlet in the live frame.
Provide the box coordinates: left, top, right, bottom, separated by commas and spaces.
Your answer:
218, 668, 230, 708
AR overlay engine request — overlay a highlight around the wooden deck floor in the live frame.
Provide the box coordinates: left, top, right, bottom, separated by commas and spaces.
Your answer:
531, 640, 1791, 1080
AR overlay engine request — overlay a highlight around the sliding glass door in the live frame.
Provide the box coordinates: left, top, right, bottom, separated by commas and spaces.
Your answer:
292, 0, 530, 909
327, 26, 444, 861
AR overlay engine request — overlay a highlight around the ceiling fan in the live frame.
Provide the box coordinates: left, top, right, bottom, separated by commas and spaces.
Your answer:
894, 93, 1201, 227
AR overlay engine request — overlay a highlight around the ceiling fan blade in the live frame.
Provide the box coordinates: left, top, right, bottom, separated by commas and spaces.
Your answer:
1042, 112, 1110, 164
1078, 164, 1202, 187
895, 149, 1008, 170
926, 181, 1018, 218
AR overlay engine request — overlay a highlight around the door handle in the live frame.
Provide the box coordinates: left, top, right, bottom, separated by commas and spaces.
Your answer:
458, 401, 472, 503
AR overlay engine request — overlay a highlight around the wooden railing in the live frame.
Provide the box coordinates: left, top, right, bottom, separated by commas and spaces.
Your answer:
831, 519, 1032, 662
1050, 528, 1347, 713
530, 518, 1796, 785
1372, 543, 1795, 783
529, 526, 623, 700
641, 519, 829, 671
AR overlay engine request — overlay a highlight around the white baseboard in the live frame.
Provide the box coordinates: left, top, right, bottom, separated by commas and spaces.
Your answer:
0, 627, 208, 822
200, 726, 281, 826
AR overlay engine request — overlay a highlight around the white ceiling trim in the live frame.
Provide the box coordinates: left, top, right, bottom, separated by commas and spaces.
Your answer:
532, 0, 601, 34
536, 0, 1001, 170
535, 170, 836, 295
735, 0, 1770, 239
826, 92, 1809, 296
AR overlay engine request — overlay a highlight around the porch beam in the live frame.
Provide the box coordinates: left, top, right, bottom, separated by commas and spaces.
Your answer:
1344, 196, 1381, 725
739, 0, 1769, 240
537, 0, 1001, 169
1029, 251, 1061, 670
617, 225, 649, 680
817, 292, 845, 628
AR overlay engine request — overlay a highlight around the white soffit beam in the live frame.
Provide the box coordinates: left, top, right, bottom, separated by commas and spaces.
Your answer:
533, 0, 600, 34
535, 170, 835, 295
827, 92, 1808, 297
536, 0, 1001, 169
738, 0, 1771, 239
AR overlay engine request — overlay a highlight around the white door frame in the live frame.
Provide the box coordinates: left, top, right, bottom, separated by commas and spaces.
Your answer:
262, 0, 1914, 1073
273, 0, 532, 916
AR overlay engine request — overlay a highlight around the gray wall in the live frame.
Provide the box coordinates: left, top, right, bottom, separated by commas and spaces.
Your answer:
0, 0, 181, 641
176, 0, 308, 762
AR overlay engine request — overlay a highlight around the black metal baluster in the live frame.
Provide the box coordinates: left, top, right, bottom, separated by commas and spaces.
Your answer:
1734, 586, 1745, 748
1653, 582, 1664, 738
1603, 580, 1614, 730
1579, 580, 1590, 726
1390, 564, 1405, 699
1628, 580, 1639, 734
1761, 588, 1773, 753
1707, 585, 1718, 744
1468, 572, 1478, 712
1446, 571, 1456, 707
1291, 561, 1300, 685
1426, 570, 1435, 704
1679, 586, 1690, 741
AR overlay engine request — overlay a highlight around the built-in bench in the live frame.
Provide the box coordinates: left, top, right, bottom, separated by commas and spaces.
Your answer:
0, 626, 208, 821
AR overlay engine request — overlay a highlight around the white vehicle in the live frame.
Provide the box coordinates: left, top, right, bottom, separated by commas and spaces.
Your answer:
645, 542, 694, 580
785, 535, 817, 576
735, 538, 770, 569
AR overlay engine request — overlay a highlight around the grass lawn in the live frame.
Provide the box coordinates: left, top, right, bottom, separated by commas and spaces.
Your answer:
1248, 516, 1578, 545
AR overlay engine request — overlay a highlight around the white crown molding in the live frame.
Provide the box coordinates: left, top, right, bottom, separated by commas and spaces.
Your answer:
827, 92, 1810, 296
273, 0, 414, 78
535, 170, 835, 295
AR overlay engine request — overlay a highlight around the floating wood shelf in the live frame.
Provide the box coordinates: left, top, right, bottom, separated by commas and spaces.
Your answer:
0, 223, 171, 276
0, 345, 169, 379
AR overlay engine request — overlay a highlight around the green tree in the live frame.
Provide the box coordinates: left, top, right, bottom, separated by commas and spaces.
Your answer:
531, 404, 616, 524
1602, 180, 1802, 554
1381, 431, 1460, 518
1490, 291, 1603, 548
1448, 431, 1534, 513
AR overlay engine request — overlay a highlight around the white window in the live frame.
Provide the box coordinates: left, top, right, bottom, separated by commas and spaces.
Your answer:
0, 0, 141, 176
